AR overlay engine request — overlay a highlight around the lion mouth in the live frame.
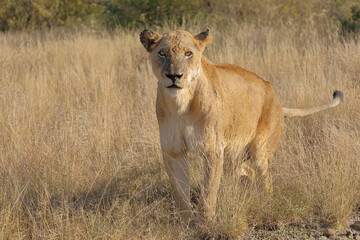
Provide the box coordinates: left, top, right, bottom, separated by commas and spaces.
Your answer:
167, 84, 181, 89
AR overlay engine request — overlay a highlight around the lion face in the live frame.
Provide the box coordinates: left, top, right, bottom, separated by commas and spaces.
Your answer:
140, 29, 211, 93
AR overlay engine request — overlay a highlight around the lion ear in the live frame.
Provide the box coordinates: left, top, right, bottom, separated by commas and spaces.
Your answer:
195, 28, 212, 51
195, 29, 210, 41
140, 29, 160, 52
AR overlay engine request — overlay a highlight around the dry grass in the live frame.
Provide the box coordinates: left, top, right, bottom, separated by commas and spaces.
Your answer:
0, 23, 359, 239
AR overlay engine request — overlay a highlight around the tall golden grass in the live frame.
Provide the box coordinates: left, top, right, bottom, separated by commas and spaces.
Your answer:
0, 23, 359, 239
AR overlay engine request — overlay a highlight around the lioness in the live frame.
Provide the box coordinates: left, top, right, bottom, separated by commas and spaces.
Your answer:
139, 29, 343, 222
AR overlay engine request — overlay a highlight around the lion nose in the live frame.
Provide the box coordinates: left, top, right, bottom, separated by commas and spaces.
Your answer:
166, 73, 183, 83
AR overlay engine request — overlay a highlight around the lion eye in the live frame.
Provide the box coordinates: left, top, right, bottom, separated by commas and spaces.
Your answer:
158, 50, 166, 57
185, 51, 192, 57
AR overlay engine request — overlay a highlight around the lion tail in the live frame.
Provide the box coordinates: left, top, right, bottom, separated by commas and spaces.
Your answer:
282, 90, 343, 118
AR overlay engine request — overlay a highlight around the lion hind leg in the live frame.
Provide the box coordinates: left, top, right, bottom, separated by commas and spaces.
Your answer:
248, 139, 278, 193
249, 112, 284, 192
238, 161, 255, 181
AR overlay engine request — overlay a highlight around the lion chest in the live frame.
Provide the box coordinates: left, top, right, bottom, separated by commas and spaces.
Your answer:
159, 115, 204, 156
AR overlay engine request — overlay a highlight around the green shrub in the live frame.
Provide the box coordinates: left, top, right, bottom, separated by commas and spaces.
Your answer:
0, 0, 104, 31
101, 0, 203, 29
340, 4, 360, 35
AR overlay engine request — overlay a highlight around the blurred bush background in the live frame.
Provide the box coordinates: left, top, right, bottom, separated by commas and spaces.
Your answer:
0, 0, 359, 35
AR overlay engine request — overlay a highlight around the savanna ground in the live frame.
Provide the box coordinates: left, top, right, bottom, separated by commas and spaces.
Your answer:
0, 20, 359, 239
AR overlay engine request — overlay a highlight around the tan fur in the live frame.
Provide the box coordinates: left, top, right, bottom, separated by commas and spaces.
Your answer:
139, 29, 343, 223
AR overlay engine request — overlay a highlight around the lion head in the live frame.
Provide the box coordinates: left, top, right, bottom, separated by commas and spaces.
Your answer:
140, 29, 211, 92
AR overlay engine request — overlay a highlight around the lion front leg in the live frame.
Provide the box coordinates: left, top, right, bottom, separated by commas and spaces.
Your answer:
162, 153, 193, 222
199, 145, 224, 222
